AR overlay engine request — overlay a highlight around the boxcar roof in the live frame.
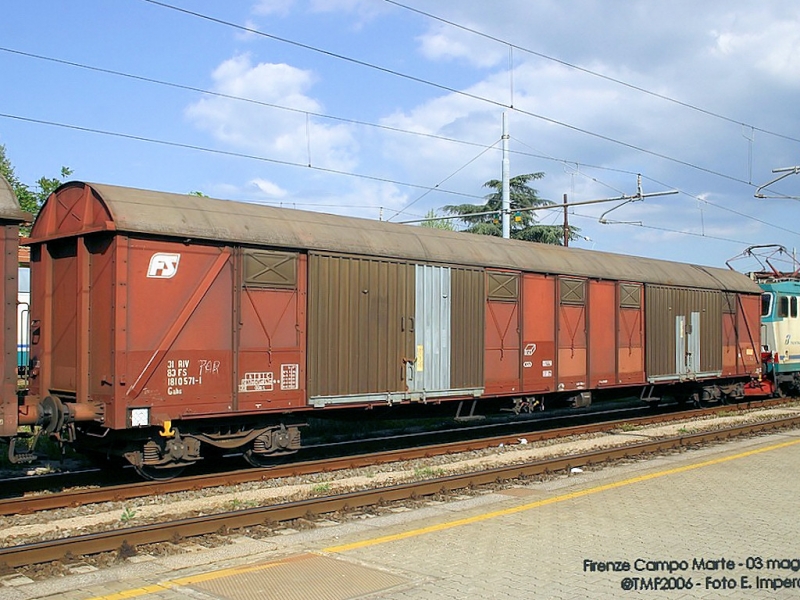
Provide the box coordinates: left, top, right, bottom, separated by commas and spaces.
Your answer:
0, 175, 31, 222
41, 181, 759, 294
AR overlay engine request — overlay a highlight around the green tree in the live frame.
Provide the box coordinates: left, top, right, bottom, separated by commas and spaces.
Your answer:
419, 208, 455, 230
443, 172, 579, 244
0, 144, 35, 215
0, 144, 72, 234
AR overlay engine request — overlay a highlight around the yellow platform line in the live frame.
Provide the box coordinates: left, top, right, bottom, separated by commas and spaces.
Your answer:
83, 436, 800, 599
324, 436, 800, 553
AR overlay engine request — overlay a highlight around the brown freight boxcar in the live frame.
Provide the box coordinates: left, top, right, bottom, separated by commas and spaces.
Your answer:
20, 181, 761, 478
0, 176, 30, 445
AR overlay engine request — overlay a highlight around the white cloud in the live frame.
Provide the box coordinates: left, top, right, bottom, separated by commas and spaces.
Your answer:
252, 0, 388, 24
331, 179, 410, 216
186, 54, 358, 171
190, 2, 800, 265
711, 17, 800, 85
308, 0, 386, 19
205, 55, 319, 110
252, 0, 295, 16
250, 177, 288, 197
252, 176, 409, 220
417, 25, 505, 68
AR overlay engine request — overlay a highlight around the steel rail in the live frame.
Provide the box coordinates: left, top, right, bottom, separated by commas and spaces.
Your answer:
0, 400, 783, 516
1, 414, 798, 568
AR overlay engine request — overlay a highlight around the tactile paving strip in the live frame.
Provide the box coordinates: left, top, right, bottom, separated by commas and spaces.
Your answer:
188, 553, 407, 600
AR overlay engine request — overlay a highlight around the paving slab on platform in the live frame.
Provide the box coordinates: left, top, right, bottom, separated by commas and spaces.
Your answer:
8, 429, 800, 600
185, 553, 407, 600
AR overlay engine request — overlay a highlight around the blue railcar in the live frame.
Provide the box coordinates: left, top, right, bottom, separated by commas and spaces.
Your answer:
17, 267, 29, 372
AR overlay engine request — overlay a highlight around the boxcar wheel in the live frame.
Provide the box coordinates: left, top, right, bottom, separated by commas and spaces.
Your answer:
133, 464, 186, 481
242, 448, 295, 468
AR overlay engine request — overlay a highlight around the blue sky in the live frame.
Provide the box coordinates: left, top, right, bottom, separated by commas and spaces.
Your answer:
2, 0, 800, 270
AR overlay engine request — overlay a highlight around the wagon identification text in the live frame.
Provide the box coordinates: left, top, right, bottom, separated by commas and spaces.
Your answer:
239, 364, 300, 393
165, 358, 215, 395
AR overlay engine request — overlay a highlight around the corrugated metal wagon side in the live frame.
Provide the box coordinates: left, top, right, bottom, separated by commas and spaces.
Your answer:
0, 176, 30, 442
307, 253, 484, 406
645, 285, 724, 381
642, 284, 761, 403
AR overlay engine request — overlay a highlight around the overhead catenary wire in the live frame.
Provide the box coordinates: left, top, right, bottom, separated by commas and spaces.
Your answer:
0, 23, 777, 195
4, 111, 793, 244
382, 0, 800, 146
3, 7, 796, 244
510, 134, 800, 240
511, 135, 635, 196
566, 210, 764, 247
137, 0, 762, 188
0, 46, 647, 179
755, 166, 800, 199
3, 46, 794, 240
641, 174, 800, 238
386, 140, 502, 220
398, 191, 675, 224
0, 112, 487, 203
0, 46, 495, 154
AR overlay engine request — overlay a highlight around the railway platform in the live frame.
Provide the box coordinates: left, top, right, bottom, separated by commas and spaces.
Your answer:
5, 428, 800, 600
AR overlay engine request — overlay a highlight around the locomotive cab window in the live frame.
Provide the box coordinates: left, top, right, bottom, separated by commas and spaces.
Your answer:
761, 293, 773, 317
778, 295, 789, 319
792, 296, 798, 319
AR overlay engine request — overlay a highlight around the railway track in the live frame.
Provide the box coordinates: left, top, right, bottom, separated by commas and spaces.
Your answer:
1, 410, 799, 568
0, 399, 785, 516
0, 397, 656, 498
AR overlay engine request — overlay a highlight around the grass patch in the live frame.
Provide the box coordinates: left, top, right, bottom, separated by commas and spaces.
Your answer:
618, 422, 639, 432
120, 506, 137, 524
228, 497, 258, 510
311, 482, 332, 495
715, 410, 737, 418
413, 466, 446, 479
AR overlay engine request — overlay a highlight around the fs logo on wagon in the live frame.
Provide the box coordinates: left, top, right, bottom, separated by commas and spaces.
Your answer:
147, 253, 181, 279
